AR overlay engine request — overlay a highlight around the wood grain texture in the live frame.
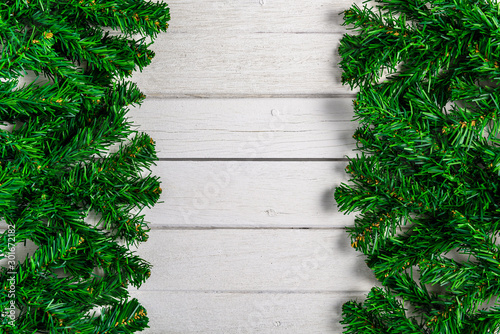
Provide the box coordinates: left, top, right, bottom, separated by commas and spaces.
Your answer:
128, 98, 357, 159
130, 229, 378, 292
144, 161, 356, 228
126, 0, 366, 330
165, 0, 359, 34
127, 290, 368, 334
132, 0, 366, 97
132, 33, 352, 97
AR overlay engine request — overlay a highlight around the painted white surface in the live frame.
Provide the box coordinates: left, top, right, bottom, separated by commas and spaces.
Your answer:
127, 291, 369, 334
131, 229, 376, 292
132, 0, 366, 97
129, 98, 357, 159
133, 33, 350, 97
163, 0, 356, 34
127, 0, 375, 333
144, 161, 355, 228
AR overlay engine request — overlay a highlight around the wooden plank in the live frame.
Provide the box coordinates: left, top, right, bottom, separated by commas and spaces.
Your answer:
128, 290, 368, 334
165, 0, 359, 34
143, 161, 356, 228
130, 229, 378, 292
128, 98, 357, 159
132, 33, 353, 97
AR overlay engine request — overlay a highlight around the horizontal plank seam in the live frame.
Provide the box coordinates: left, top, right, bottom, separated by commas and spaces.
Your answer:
146, 226, 351, 230
145, 226, 411, 231
156, 158, 350, 162
141, 94, 358, 99
165, 31, 346, 35
135, 289, 370, 295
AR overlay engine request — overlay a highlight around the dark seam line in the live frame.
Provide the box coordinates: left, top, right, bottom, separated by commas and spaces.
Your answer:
157, 158, 350, 162
148, 226, 350, 230
142, 94, 358, 99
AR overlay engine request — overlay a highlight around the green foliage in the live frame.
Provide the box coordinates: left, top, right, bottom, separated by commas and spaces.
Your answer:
335, 0, 500, 333
0, 0, 169, 332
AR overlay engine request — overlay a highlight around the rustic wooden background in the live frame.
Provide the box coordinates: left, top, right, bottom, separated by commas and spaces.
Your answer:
122, 0, 381, 332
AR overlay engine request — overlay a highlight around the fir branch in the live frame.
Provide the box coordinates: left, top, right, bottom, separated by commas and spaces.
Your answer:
0, 0, 169, 332
337, 0, 500, 332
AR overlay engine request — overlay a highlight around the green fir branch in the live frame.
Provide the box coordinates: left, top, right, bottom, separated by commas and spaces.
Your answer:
336, 0, 500, 333
0, 0, 169, 332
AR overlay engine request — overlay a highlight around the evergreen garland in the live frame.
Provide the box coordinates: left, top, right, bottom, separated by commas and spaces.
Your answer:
0, 1, 169, 333
335, 0, 500, 333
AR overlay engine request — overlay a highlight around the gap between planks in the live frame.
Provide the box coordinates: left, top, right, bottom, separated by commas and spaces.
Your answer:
142, 93, 358, 99
129, 289, 372, 295
146, 226, 350, 230
157, 158, 350, 162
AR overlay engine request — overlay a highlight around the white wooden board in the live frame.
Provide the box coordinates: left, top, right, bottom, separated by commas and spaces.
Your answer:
132, 33, 353, 97
144, 161, 356, 228
131, 229, 377, 292
128, 0, 366, 331
165, 0, 360, 34
127, 290, 368, 334
132, 0, 367, 96
128, 98, 357, 159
